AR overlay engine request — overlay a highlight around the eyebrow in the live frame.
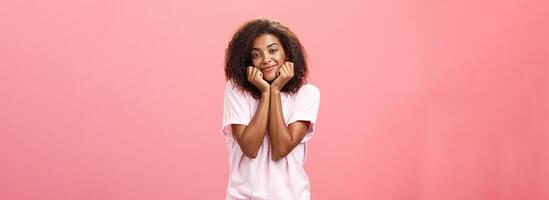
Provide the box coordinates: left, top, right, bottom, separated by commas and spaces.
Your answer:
251, 43, 280, 51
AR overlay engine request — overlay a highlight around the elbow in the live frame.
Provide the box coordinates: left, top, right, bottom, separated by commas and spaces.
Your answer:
244, 152, 258, 159
271, 148, 290, 161
243, 148, 259, 159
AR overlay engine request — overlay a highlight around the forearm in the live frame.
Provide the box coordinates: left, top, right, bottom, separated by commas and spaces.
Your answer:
268, 90, 294, 160
239, 92, 270, 157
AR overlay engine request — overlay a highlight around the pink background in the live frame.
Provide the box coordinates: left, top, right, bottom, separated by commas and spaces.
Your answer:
1, 0, 547, 199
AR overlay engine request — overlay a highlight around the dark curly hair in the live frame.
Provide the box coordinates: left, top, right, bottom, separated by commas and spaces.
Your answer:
225, 18, 309, 99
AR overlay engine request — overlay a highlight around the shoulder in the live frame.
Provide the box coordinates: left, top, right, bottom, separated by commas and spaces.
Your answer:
296, 83, 320, 97
224, 81, 249, 99
292, 83, 320, 101
225, 80, 236, 90
225, 80, 240, 93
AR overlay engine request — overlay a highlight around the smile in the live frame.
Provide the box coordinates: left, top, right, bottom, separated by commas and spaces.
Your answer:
261, 65, 276, 72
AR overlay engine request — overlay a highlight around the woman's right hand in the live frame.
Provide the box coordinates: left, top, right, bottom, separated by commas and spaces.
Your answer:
247, 66, 270, 93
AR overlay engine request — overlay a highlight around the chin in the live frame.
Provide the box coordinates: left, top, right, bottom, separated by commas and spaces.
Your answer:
263, 74, 276, 81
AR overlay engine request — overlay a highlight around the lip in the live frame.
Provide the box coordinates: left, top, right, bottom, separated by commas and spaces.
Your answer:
261, 65, 277, 72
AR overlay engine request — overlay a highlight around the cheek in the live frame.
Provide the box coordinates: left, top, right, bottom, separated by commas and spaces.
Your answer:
272, 54, 282, 62
277, 52, 287, 62
251, 59, 260, 67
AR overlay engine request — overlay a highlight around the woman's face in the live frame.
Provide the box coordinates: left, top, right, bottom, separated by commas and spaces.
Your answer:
250, 34, 287, 81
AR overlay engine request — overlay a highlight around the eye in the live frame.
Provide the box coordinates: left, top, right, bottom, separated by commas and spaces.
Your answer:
269, 49, 278, 54
251, 52, 260, 59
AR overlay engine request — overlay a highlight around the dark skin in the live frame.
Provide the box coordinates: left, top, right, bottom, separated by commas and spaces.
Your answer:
231, 34, 309, 160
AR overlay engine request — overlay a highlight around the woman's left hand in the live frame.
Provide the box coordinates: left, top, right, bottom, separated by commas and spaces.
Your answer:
271, 61, 294, 92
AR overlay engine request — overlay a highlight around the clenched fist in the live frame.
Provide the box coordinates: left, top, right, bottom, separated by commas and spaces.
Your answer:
270, 62, 294, 92
247, 66, 270, 93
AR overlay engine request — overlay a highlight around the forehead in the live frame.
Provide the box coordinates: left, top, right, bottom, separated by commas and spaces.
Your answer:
252, 34, 281, 49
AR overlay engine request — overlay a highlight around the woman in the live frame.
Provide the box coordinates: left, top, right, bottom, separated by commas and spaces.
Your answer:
222, 18, 320, 200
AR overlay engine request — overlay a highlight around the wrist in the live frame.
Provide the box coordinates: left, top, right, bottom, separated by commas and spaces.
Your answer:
260, 85, 270, 93
270, 87, 281, 94
261, 90, 271, 96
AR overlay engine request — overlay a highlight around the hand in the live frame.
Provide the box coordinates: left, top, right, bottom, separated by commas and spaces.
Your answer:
271, 62, 294, 92
247, 66, 270, 93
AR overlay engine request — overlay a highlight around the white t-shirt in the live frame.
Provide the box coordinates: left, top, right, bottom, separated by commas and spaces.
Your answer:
221, 81, 320, 200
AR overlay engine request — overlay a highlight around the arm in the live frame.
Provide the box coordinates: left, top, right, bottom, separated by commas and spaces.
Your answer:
232, 91, 269, 158
268, 89, 310, 160
267, 61, 310, 160
231, 66, 271, 159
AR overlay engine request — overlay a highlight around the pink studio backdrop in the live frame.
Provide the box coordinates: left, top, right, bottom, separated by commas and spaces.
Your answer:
1, 0, 547, 199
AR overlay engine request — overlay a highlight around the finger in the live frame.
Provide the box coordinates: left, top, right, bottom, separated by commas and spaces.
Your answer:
284, 67, 291, 78
257, 70, 263, 79
276, 64, 284, 77
276, 66, 284, 77
247, 66, 253, 80
254, 68, 261, 80
282, 64, 290, 76
279, 67, 288, 78
251, 68, 258, 80
289, 62, 294, 75
279, 63, 288, 77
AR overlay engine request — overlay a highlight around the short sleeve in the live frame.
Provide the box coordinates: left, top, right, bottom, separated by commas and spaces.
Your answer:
287, 84, 320, 143
221, 81, 252, 140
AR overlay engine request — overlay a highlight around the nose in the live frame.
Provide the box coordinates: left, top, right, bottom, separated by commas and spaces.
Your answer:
262, 53, 273, 65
